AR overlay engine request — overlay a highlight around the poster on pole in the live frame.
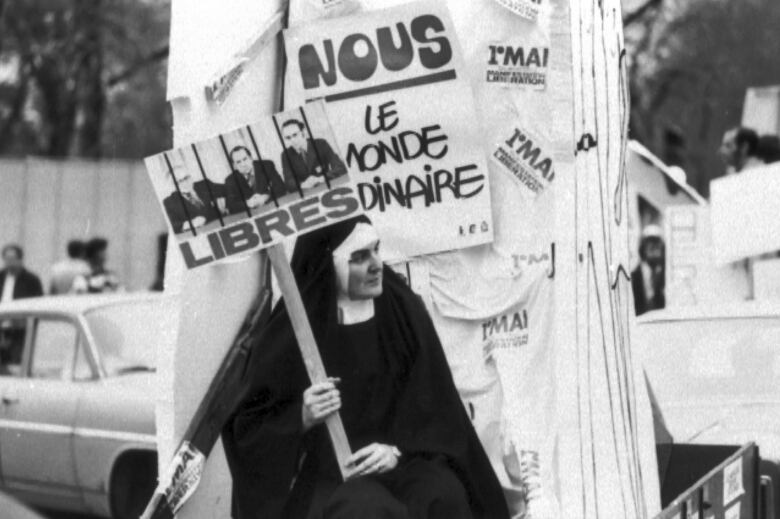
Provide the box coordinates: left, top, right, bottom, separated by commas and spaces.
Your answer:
710, 162, 780, 264
283, 0, 494, 261
144, 100, 363, 270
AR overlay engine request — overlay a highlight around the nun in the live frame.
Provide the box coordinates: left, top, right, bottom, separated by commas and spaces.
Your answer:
222, 216, 508, 519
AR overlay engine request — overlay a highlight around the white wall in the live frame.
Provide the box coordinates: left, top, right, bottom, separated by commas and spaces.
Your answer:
0, 157, 167, 292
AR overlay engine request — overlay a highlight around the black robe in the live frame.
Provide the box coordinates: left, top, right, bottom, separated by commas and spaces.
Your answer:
222, 217, 508, 519
631, 263, 665, 316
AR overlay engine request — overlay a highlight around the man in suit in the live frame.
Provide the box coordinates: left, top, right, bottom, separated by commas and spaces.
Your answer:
632, 225, 665, 316
225, 145, 288, 215
0, 244, 43, 303
0, 244, 43, 372
194, 177, 227, 213
279, 119, 347, 193
162, 163, 225, 234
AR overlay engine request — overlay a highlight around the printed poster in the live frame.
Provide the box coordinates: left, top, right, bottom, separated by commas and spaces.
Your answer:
284, 0, 494, 260
493, 0, 545, 22
484, 39, 550, 90
724, 501, 741, 519
723, 457, 745, 505
144, 100, 362, 270
490, 120, 556, 199
710, 162, 780, 264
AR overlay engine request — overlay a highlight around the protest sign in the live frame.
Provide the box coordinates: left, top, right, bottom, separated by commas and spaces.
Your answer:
664, 205, 752, 306
710, 162, 780, 264
283, 0, 494, 260
145, 100, 362, 270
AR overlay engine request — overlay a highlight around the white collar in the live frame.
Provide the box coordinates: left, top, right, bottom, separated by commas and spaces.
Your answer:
337, 294, 375, 325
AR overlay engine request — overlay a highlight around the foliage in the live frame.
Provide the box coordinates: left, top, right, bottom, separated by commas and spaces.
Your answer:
0, 0, 171, 158
624, 0, 780, 196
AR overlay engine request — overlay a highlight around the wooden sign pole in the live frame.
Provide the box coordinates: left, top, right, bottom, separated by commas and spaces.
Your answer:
267, 243, 353, 480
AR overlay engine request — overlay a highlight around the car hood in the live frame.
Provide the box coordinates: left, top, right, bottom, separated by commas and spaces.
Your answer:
662, 399, 780, 463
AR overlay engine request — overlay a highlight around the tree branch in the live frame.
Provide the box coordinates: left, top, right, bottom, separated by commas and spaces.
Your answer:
106, 44, 168, 87
624, 0, 663, 26
0, 79, 28, 152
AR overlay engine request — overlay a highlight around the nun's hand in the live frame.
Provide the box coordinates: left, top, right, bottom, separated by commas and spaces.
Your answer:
302, 378, 341, 431
345, 443, 400, 478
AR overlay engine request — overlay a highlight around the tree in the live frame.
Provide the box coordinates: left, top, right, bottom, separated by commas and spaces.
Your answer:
624, 0, 780, 196
0, 0, 171, 159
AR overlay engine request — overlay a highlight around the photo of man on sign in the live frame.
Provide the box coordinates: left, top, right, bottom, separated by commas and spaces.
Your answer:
224, 145, 288, 215
161, 159, 227, 235
280, 118, 348, 193
144, 101, 363, 270
222, 216, 508, 519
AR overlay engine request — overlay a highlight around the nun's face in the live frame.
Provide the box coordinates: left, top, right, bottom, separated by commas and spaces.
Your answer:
347, 239, 383, 299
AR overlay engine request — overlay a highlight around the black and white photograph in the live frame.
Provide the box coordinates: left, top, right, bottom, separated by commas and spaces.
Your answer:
144, 101, 357, 269
1, 0, 780, 519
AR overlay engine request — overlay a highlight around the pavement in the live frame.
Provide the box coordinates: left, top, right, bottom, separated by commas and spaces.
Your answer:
0, 492, 45, 519
0, 493, 98, 519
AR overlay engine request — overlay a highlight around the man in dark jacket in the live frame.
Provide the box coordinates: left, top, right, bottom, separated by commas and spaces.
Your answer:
0, 244, 43, 371
280, 119, 347, 194
632, 225, 665, 316
162, 163, 225, 234
0, 244, 43, 303
225, 145, 288, 215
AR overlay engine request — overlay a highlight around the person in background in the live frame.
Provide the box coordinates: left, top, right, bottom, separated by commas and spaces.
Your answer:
0, 244, 43, 373
632, 224, 666, 316
718, 126, 763, 174
280, 119, 347, 193
756, 134, 780, 164
0, 245, 43, 303
73, 238, 121, 293
49, 240, 91, 294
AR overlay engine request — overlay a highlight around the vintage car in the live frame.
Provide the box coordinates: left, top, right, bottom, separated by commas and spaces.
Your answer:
637, 301, 780, 516
0, 293, 167, 519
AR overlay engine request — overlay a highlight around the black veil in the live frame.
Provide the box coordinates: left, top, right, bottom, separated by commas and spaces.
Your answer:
222, 216, 508, 519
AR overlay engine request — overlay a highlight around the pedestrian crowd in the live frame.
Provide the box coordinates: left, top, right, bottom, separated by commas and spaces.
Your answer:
631, 125, 780, 316
0, 237, 122, 306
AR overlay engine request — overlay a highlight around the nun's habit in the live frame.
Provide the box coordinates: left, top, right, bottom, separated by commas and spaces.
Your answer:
222, 217, 509, 519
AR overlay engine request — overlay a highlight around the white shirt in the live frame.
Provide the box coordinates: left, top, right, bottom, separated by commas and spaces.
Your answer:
1, 273, 16, 303
640, 262, 659, 300
742, 156, 765, 172
50, 258, 91, 294
729, 156, 765, 175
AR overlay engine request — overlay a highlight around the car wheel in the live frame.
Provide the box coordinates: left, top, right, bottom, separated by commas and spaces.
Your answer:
109, 451, 158, 519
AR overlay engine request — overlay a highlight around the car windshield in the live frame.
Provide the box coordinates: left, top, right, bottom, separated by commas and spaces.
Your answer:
84, 299, 167, 376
